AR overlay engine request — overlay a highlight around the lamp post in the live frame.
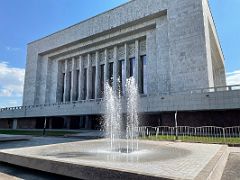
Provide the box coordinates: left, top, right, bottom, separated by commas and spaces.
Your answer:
43, 117, 47, 136
175, 111, 178, 141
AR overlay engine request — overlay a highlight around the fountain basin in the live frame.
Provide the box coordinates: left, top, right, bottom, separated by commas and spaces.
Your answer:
0, 139, 229, 180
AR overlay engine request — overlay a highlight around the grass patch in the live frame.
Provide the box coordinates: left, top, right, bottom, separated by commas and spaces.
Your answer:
142, 135, 240, 145
0, 130, 79, 137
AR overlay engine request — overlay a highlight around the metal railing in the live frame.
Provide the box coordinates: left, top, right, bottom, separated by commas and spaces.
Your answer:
170, 84, 240, 94
139, 126, 240, 144
1, 84, 240, 113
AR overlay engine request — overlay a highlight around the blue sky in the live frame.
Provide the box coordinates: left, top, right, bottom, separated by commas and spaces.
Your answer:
0, 0, 239, 107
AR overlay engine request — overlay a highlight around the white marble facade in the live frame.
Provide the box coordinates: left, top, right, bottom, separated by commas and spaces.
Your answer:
23, 0, 226, 106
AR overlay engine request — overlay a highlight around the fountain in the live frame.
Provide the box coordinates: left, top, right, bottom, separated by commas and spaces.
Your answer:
104, 77, 139, 155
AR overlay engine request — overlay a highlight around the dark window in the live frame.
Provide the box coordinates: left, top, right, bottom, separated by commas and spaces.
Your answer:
92, 66, 96, 99
118, 60, 124, 93
140, 55, 147, 94
67, 72, 72, 101
100, 64, 105, 98
108, 62, 113, 87
129, 57, 135, 78
76, 70, 80, 100
83, 68, 87, 100
61, 73, 65, 102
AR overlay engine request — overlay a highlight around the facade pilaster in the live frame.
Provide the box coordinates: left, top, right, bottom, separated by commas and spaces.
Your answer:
113, 46, 118, 91
86, 54, 92, 99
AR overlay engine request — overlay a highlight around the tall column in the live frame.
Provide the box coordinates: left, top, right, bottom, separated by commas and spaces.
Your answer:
135, 40, 140, 88
78, 56, 84, 100
86, 54, 92, 100
95, 51, 100, 99
65, 59, 71, 102
70, 57, 75, 102
104, 49, 109, 87
113, 46, 118, 91
50, 60, 58, 103
12, 119, 18, 129
63, 117, 71, 129
123, 43, 129, 95
63, 60, 67, 102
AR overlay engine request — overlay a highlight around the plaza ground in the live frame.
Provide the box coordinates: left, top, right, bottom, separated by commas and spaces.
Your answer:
0, 136, 238, 179
0, 137, 85, 179
0, 130, 240, 180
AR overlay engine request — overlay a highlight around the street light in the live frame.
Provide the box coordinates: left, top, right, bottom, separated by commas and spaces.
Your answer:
175, 111, 178, 141
43, 117, 47, 136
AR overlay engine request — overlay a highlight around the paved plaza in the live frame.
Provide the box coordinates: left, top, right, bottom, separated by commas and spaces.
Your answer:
0, 137, 239, 179
0, 134, 32, 142
221, 148, 240, 180
0, 137, 81, 179
0, 138, 229, 180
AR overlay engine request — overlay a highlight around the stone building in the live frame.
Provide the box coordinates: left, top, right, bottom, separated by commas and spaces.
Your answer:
1, 0, 239, 129
23, 0, 226, 107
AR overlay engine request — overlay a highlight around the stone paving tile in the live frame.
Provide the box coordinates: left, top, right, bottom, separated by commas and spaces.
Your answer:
0, 162, 77, 180
0, 137, 85, 180
0, 136, 83, 150
0, 172, 19, 180
221, 148, 240, 180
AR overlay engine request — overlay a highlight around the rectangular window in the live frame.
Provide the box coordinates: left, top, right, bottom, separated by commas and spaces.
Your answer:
118, 60, 122, 92
118, 60, 125, 93
92, 66, 96, 99
76, 70, 80, 100
100, 64, 105, 98
140, 55, 147, 94
122, 60, 126, 95
83, 68, 87, 100
61, 73, 65, 102
68, 71, 72, 101
108, 62, 113, 87
129, 57, 135, 78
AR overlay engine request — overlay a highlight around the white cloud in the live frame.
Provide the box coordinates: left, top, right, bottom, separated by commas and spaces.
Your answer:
226, 70, 240, 86
0, 61, 25, 107
5, 46, 21, 52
